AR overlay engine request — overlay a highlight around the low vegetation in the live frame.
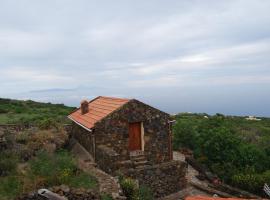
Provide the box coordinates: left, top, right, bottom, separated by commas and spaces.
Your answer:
0, 126, 97, 200
119, 176, 153, 200
0, 98, 75, 125
0, 150, 97, 200
173, 113, 270, 195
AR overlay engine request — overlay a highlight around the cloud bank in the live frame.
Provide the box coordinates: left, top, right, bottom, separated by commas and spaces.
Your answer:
0, 0, 270, 116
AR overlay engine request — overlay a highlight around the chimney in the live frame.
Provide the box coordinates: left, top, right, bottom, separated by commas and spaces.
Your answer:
80, 100, 89, 114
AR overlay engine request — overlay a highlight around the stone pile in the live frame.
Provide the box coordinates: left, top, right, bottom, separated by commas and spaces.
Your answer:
16, 185, 101, 200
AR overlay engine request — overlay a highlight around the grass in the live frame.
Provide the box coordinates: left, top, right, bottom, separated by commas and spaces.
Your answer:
68, 172, 97, 188
0, 176, 22, 200
0, 98, 75, 125
0, 150, 97, 200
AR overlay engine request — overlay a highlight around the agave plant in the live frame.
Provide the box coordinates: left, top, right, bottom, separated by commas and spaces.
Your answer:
264, 183, 270, 197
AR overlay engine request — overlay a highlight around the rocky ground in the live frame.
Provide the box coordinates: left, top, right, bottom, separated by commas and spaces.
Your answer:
159, 151, 226, 200
71, 140, 125, 199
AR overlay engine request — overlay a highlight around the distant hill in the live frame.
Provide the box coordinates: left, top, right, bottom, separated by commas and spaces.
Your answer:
0, 98, 75, 125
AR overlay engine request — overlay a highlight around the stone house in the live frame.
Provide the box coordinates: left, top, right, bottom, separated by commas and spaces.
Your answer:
68, 96, 186, 197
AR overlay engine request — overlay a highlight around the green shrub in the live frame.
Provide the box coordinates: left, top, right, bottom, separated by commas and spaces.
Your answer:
173, 113, 270, 195
173, 119, 198, 150
15, 132, 30, 144
30, 150, 76, 184
231, 170, 270, 195
0, 176, 22, 200
0, 108, 8, 114
119, 177, 138, 200
0, 151, 19, 176
38, 118, 60, 130
29, 150, 96, 188
30, 151, 57, 177
101, 194, 113, 200
138, 185, 153, 200
68, 172, 97, 188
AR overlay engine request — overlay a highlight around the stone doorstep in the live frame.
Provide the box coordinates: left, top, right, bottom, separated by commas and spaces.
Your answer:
133, 160, 148, 166
130, 155, 146, 161
129, 150, 144, 157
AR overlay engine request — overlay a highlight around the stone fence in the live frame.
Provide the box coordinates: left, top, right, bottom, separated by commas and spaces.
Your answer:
0, 124, 72, 134
95, 145, 121, 174
126, 160, 187, 198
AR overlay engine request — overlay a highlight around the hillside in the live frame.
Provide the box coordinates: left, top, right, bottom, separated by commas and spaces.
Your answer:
0, 98, 75, 125
173, 113, 270, 195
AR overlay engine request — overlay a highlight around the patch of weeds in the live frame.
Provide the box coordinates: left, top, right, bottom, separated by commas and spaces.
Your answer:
0, 151, 19, 176
0, 176, 22, 200
119, 177, 138, 200
119, 176, 154, 200
101, 193, 113, 200
15, 131, 30, 144
68, 172, 97, 188
138, 185, 153, 200
29, 150, 96, 188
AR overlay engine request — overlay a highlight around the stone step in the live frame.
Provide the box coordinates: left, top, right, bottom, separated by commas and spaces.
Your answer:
131, 156, 146, 162
134, 160, 148, 167
118, 160, 133, 167
135, 164, 150, 169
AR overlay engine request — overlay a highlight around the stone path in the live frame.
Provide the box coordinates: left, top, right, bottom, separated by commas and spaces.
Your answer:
70, 141, 125, 199
173, 151, 208, 187
159, 152, 213, 200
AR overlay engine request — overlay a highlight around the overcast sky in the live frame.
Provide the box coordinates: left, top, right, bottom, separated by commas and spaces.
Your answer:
0, 0, 270, 116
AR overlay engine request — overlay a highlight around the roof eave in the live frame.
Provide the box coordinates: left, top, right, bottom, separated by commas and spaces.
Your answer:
68, 115, 92, 132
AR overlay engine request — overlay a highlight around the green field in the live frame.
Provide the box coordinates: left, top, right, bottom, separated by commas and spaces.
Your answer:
0, 98, 75, 125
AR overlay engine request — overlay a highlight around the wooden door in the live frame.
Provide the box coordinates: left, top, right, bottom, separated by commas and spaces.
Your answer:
129, 122, 141, 151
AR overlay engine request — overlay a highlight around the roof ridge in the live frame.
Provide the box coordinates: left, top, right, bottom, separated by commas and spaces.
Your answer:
99, 96, 130, 101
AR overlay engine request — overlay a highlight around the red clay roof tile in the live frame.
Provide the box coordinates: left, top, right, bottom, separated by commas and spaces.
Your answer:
68, 96, 130, 130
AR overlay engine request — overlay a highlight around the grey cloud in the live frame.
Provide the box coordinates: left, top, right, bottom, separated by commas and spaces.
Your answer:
0, 0, 270, 116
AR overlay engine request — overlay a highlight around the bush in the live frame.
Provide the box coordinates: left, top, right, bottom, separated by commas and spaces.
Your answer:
27, 129, 68, 152
29, 150, 96, 188
38, 118, 60, 130
15, 132, 30, 144
119, 177, 138, 200
138, 185, 153, 200
173, 113, 270, 195
0, 108, 8, 113
0, 151, 19, 176
101, 194, 113, 200
119, 176, 153, 200
30, 150, 76, 185
173, 119, 198, 150
0, 176, 22, 200
231, 170, 270, 195
68, 172, 97, 188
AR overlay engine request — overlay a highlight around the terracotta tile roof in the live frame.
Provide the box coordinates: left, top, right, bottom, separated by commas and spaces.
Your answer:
185, 196, 257, 200
68, 96, 130, 130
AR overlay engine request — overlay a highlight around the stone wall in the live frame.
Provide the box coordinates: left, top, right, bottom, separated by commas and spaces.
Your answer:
71, 123, 94, 156
126, 160, 187, 198
0, 124, 26, 134
95, 145, 121, 174
94, 99, 171, 165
